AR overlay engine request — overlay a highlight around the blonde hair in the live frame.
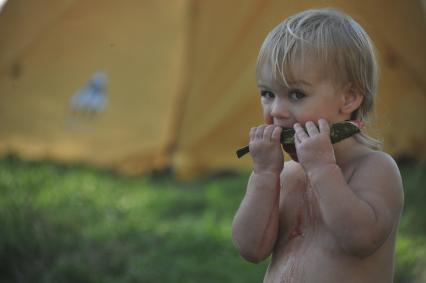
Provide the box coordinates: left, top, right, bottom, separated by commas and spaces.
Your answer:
256, 8, 382, 149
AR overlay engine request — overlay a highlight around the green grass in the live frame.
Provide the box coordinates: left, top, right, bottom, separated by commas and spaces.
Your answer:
0, 154, 425, 283
395, 160, 426, 283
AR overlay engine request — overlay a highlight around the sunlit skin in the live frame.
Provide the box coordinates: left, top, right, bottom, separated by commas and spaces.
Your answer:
231, 57, 404, 283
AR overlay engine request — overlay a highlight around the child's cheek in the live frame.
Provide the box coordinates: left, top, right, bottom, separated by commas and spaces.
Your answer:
261, 105, 273, 124
264, 114, 273, 125
296, 116, 319, 126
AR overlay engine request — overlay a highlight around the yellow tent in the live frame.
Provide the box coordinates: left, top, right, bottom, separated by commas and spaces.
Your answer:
1, 0, 425, 178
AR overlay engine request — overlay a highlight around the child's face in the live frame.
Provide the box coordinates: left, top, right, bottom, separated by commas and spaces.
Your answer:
257, 57, 348, 127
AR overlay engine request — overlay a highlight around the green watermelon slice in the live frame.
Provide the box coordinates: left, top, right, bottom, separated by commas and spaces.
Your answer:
236, 120, 364, 161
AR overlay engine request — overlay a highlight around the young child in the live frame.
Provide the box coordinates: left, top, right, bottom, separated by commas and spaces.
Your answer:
231, 8, 404, 283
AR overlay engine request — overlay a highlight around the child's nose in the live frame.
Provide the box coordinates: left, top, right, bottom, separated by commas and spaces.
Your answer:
271, 99, 290, 118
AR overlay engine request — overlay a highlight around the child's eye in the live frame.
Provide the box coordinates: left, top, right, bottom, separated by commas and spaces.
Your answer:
260, 91, 275, 100
288, 89, 306, 101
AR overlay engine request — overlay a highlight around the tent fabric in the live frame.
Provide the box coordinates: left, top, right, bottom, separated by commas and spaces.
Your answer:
0, 0, 190, 173
0, 0, 425, 178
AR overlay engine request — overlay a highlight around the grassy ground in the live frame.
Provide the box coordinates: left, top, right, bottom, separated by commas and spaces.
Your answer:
0, 154, 425, 283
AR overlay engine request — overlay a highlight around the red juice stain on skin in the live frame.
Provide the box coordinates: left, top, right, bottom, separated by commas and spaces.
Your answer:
288, 210, 304, 240
281, 189, 318, 282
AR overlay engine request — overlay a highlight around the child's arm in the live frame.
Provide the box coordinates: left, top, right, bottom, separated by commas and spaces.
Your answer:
232, 171, 281, 263
309, 153, 403, 258
295, 120, 404, 258
232, 125, 283, 263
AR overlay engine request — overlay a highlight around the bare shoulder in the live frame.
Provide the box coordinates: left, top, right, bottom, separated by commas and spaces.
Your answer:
350, 150, 404, 216
351, 150, 403, 190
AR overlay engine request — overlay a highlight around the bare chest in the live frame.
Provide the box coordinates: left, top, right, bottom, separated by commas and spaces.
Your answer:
278, 175, 319, 243
264, 155, 399, 282
277, 164, 356, 245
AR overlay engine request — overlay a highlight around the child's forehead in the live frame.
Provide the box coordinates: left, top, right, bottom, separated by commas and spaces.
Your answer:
256, 55, 327, 88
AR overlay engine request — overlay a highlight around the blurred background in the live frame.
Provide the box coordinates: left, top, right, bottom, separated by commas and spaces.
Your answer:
0, 0, 425, 282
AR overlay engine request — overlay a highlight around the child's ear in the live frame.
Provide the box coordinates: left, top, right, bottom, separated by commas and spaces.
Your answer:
340, 84, 363, 115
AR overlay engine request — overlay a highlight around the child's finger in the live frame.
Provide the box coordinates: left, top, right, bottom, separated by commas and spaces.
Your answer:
294, 129, 301, 148
294, 132, 301, 145
249, 127, 256, 141
271, 126, 282, 142
263, 125, 275, 140
255, 125, 267, 139
294, 123, 308, 141
305, 121, 319, 136
318, 119, 330, 134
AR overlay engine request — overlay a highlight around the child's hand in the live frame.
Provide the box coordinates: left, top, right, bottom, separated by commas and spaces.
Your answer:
294, 119, 336, 172
249, 125, 283, 175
